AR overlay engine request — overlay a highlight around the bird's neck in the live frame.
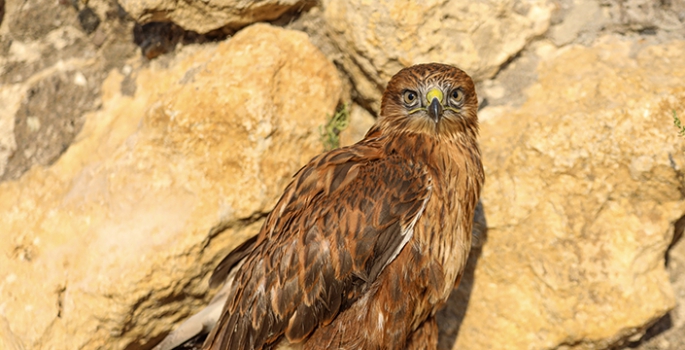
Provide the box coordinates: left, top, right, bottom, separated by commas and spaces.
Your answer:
380, 129, 478, 165
380, 130, 484, 201
362, 125, 482, 187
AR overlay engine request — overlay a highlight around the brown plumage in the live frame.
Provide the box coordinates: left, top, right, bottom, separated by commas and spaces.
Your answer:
202, 63, 484, 350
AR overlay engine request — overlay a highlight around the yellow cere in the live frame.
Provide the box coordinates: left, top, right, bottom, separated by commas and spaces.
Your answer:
426, 88, 443, 104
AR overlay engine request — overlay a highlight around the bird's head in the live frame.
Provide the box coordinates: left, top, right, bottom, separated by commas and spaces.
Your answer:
377, 63, 479, 140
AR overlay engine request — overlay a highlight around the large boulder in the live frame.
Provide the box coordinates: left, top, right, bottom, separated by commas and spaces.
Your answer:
119, 0, 310, 34
0, 23, 342, 350
322, 0, 553, 112
438, 37, 685, 349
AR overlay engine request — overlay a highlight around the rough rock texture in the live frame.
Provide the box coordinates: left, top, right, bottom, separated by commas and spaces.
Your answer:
548, 0, 606, 46
548, 0, 685, 46
0, 0, 138, 181
119, 0, 313, 34
0, 23, 341, 350
635, 221, 685, 350
321, 0, 553, 112
0, 0, 4, 27
338, 103, 375, 147
600, 0, 685, 33
437, 37, 685, 350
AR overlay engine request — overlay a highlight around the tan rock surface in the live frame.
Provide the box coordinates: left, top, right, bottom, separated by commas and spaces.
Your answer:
322, 0, 553, 112
0, 23, 341, 350
438, 37, 685, 350
339, 103, 375, 147
637, 217, 685, 349
633, 220, 685, 349
119, 0, 309, 34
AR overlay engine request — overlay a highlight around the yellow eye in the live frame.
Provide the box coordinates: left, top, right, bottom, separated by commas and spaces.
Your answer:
403, 90, 418, 106
450, 89, 464, 104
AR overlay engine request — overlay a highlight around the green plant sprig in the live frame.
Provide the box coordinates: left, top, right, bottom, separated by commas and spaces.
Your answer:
320, 103, 350, 151
674, 110, 685, 138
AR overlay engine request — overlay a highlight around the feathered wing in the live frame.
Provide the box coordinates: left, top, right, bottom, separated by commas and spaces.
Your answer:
202, 140, 432, 350
209, 235, 258, 289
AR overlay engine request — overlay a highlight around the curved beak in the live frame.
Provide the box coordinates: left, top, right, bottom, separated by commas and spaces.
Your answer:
426, 88, 444, 123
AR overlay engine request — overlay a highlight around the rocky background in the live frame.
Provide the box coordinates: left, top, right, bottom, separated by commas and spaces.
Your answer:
1, 0, 684, 349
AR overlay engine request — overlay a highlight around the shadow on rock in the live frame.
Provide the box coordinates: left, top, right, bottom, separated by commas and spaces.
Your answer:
624, 213, 685, 349
133, 22, 230, 60
437, 200, 487, 350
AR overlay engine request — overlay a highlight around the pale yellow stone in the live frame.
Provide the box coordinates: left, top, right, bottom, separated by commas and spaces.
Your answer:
322, 0, 554, 112
119, 0, 308, 33
442, 37, 685, 350
339, 103, 376, 147
0, 24, 341, 350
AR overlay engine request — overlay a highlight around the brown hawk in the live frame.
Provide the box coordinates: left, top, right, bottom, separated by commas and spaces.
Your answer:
159, 63, 484, 350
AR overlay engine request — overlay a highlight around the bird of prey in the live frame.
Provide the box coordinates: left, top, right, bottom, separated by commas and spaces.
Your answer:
159, 63, 484, 350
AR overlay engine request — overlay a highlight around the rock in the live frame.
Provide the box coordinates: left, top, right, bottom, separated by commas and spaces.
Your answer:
548, 0, 605, 46
119, 0, 311, 34
0, 86, 17, 178
601, 0, 685, 33
547, 0, 685, 46
77, 7, 101, 35
0, 316, 24, 350
339, 103, 375, 147
0, 23, 341, 350
0, 0, 5, 27
133, 22, 188, 60
439, 37, 685, 349
0, 0, 138, 181
2, 70, 100, 181
632, 217, 685, 349
321, 0, 553, 112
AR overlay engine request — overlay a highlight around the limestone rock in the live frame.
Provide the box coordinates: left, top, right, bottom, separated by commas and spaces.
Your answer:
440, 37, 685, 350
548, 0, 605, 46
339, 103, 375, 147
547, 0, 685, 46
0, 23, 341, 350
633, 217, 685, 349
0, 0, 5, 27
119, 0, 311, 34
600, 0, 685, 33
0, 0, 139, 181
321, 0, 553, 112
0, 316, 24, 350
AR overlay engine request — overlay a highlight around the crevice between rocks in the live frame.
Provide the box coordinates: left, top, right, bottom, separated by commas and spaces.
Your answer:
202, 211, 269, 251
625, 214, 685, 349
131, 0, 318, 60
625, 314, 675, 349
56, 285, 66, 318
133, 22, 231, 60
666, 214, 685, 266
0, 0, 5, 27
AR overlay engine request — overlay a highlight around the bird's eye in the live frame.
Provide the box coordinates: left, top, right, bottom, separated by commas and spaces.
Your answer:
450, 89, 464, 105
402, 90, 418, 106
